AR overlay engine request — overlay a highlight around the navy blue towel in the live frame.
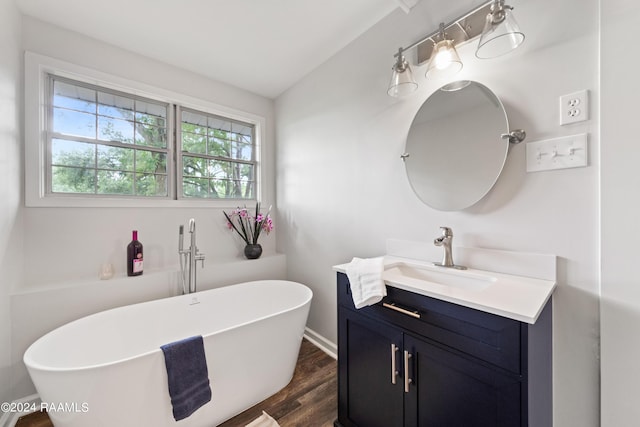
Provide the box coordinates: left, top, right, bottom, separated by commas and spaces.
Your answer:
160, 335, 212, 421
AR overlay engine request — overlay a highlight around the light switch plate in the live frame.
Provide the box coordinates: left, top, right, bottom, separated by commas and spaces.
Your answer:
526, 134, 588, 172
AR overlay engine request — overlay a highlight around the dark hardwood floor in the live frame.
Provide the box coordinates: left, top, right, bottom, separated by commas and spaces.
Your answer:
15, 338, 336, 427
220, 339, 336, 427
14, 411, 51, 427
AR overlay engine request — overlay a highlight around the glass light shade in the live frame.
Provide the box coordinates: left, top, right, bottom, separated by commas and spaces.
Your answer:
425, 39, 463, 80
475, 6, 525, 59
387, 57, 418, 97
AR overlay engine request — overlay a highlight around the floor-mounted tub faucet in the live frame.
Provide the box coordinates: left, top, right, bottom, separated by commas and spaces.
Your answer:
179, 219, 205, 294
433, 226, 466, 270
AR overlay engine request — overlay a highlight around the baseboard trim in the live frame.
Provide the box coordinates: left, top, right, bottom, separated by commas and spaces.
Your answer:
303, 327, 337, 359
0, 394, 40, 427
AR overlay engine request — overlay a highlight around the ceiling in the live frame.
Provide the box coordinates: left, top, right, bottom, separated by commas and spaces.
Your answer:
16, 0, 418, 99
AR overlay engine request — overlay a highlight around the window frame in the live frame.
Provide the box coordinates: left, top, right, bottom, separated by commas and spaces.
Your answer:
25, 52, 265, 208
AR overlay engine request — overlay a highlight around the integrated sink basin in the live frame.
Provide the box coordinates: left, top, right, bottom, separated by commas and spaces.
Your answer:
333, 254, 557, 323
383, 262, 496, 292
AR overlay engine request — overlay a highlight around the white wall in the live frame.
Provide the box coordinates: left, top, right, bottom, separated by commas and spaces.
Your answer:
275, 0, 600, 425
0, 0, 23, 406
600, 1, 640, 425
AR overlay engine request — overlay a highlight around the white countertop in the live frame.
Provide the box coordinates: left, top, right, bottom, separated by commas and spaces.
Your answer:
334, 255, 556, 324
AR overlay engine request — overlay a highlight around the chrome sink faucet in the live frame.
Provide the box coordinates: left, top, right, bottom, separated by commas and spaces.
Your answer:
433, 227, 466, 270
178, 218, 205, 294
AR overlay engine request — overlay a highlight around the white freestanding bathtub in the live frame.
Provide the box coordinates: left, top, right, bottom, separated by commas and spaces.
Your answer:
23, 280, 312, 427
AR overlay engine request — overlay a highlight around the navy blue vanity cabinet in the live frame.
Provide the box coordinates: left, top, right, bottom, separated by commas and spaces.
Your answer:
335, 272, 552, 427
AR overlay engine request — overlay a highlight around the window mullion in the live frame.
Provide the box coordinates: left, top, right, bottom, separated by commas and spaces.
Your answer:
181, 152, 254, 166
49, 133, 169, 155
174, 104, 182, 200
93, 88, 98, 194
132, 98, 137, 196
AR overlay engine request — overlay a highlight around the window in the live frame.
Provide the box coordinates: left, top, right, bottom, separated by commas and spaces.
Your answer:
24, 52, 264, 208
180, 108, 256, 199
48, 76, 171, 197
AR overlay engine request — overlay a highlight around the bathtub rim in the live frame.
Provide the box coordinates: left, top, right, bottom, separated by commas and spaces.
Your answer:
23, 279, 313, 373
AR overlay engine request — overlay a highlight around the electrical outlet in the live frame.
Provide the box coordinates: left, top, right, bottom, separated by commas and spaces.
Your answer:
560, 90, 589, 125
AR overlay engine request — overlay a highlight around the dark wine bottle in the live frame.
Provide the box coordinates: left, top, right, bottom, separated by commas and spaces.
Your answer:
127, 230, 143, 276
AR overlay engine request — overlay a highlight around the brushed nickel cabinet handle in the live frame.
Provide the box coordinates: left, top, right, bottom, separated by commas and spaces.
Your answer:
383, 302, 421, 319
391, 343, 399, 384
404, 350, 413, 393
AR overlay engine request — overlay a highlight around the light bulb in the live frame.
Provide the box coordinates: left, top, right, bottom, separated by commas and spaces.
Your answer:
434, 49, 453, 70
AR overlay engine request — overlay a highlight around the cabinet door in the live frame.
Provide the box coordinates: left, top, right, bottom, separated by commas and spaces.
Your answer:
338, 307, 404, 427
404, 335, 522, 427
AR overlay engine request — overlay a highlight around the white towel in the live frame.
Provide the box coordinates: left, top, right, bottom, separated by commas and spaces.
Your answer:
345, 257, 386, 309
245, 411, 280, 427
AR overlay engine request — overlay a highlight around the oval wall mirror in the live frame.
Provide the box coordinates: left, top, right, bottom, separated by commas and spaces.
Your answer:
403, 80, 514, 211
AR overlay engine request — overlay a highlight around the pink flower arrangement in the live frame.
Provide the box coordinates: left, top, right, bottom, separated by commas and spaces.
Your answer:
224, 203, 273, 245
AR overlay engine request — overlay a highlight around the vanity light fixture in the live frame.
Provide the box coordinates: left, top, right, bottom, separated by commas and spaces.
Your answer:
476, 0, 525, 59
387, 47, 419, 97
425, 24, 463, 80
387, 0, 525, 97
